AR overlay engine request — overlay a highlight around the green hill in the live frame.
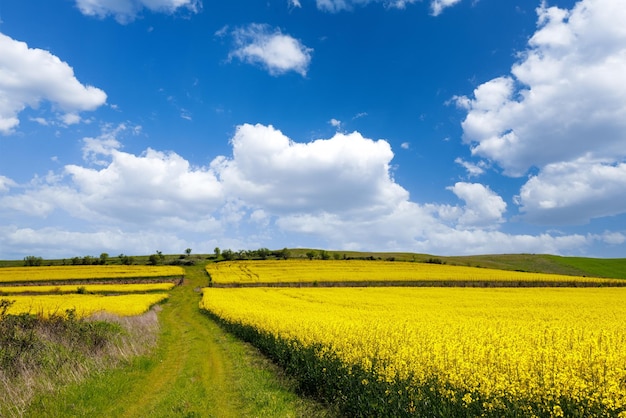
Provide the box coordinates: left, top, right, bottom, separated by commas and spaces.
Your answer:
2, 251, 625, 280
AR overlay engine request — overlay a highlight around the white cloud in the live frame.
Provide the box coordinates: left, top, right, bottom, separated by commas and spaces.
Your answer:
431, 0, 462, 16
289, 0, 302, 8
599, 231, 625, 245
456, 0, 626, 226
457, 0, 626, 176
63, 147, 224, 224
446, 182, 506, 229
227, 24, 312, 77
0, 33, 107, 135
60, 113, 82, 125
0, 225, 192, 259
30, 117, 50, 126
81, 125, 126, 165
212, 123, 408, 214
516, 157, 626, 224
454, 157, 487, 177
315, 0, 460, 13
0, 126, 223, 229
401, 142, 410, 150
75, 0, 200, 23
0, 175, 17, 192
0, 123, 616, 258
329, 118, 342, 128
275, 200, 589, 256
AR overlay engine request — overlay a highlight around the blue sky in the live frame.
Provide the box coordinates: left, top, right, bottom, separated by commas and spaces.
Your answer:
1, 0, 625, 259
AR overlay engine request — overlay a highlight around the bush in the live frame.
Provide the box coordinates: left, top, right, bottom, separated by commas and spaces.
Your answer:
0, 300, 122, 377
23, 256, 43, 266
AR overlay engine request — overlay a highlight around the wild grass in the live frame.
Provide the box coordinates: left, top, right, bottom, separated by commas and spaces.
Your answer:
0, 299, 160, 418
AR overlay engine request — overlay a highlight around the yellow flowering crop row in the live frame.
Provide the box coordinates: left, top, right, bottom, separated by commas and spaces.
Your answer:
0, 282, 175, 295
200, 287, 626, 416
0, 265, 184, 283
206, 259, 622, 285
4, 293, 169, 318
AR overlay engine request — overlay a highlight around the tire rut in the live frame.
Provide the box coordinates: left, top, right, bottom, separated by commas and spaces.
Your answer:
111, 269, 240, 417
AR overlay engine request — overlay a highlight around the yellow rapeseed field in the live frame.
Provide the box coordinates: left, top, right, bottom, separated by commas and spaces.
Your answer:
4, 293, 169, 317
0, 282, 175, 294
0, 265, 184, 283
206, 259, 622, 285
200, 287, 626, 416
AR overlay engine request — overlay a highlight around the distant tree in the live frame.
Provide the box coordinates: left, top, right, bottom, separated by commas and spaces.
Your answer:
319, 250, 330, 260
257, 248, 270, 260
214, 247, 221, 259
118, 254, 134, 265
148, 254, 160, 266
99, 253, 109, 265
306, 250, 317, 260
23, 256, 43, 266
185, 248, 192, 257
71, 257, 81, 265
221, 249, 234, 261
278, 248, 291, 260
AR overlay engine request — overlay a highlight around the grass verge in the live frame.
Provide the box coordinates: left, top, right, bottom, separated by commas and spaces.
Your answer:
0, 299, 159, 418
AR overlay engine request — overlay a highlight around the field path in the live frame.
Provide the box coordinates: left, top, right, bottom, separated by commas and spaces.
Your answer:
111, 264, 240, 417
25, 263, 333, 418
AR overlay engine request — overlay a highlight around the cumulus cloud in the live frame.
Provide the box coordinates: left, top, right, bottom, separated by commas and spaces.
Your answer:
0, 125, 223, 229
63, 149, 224, 224
456, 0, 626, 226
446, 182, 507, 229
275, 200, 590, 256
74, 0, 200, 23
0, 33, 107, 135
515, 157, 626, 224
212, 123, 408, 214
227, 24, 312, 77
457, 0, 626, 176
0, 122, 612, 258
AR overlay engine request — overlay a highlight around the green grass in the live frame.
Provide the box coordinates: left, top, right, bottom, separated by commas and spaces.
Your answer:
23, 264, 336, 418
438, 254, 626, 279
0, 302, 156, 418
541, 255, 626, 279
